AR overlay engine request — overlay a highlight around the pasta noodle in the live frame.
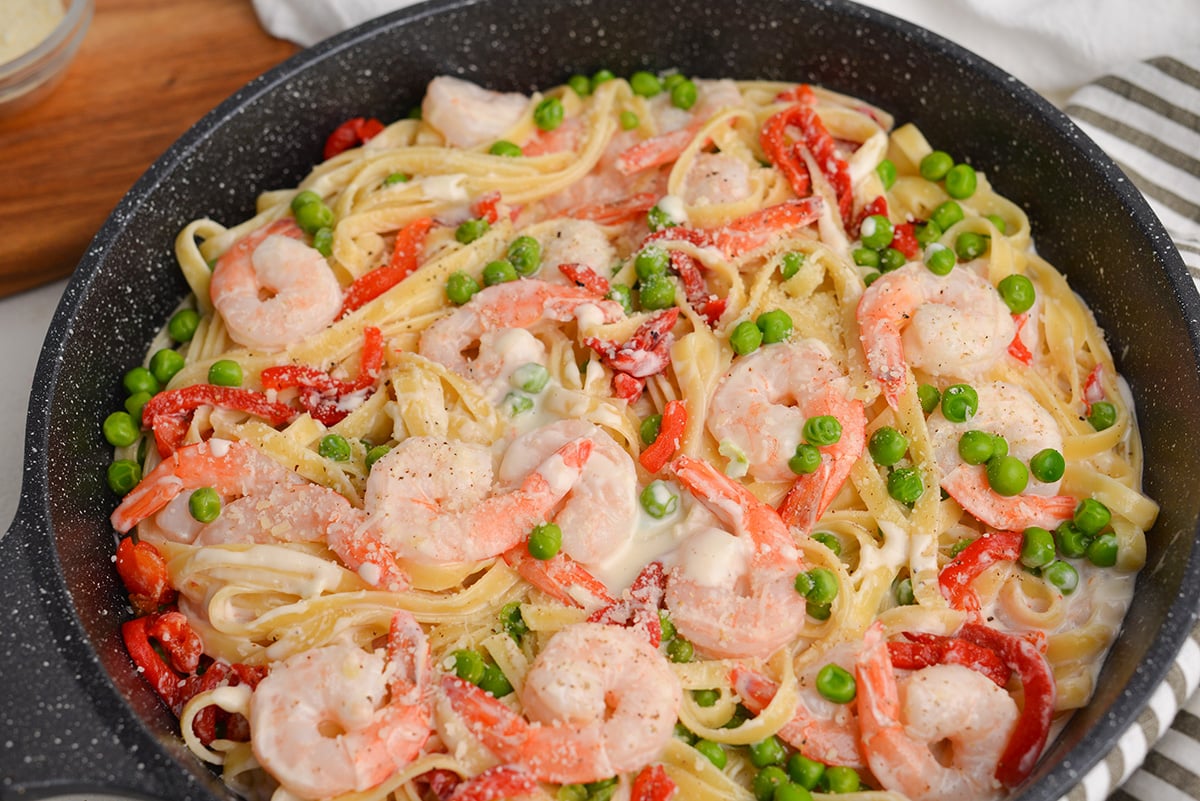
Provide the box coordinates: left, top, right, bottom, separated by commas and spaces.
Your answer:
104, 71, 1156, 801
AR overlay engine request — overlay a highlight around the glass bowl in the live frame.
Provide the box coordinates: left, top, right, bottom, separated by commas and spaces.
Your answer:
0, 0, 93, 115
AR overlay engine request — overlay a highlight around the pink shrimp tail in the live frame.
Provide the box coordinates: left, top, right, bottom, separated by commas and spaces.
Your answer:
503, 546, 615, 612
942, 467, 1076, 531
711, 197, 823, 258
778, 399, 866, 535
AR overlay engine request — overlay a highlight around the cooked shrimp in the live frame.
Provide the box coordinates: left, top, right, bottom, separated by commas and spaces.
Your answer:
536, 218, 618, 281
856, 624, 1017, 801
417, 279, 625, 394
193, 483, 365, 547
708, 341, 865, 533
682, 151, 753, 207
209, 219, 342, 351
250, 610, 432, 799
421, 76, 530, 149
441, 622, 681, 784
663, 455, 807, 659
497, 420, 638, 566
363, 435, 593, 565
110, 439, 304, 534
857, 263, 1016, 407
928, 381, 1075, 531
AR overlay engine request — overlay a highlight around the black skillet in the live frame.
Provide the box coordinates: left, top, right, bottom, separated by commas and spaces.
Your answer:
2, 0, 1198, 798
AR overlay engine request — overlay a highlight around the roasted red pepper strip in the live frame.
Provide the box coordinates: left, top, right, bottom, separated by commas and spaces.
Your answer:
115, 536, 176, 615
323, 116, 385, 160
340, 217, 436, 316
938, 529, 1023, 611
1083, 363, 1106, 410
1008, 313, 1034, 365
142, 385, 296, 456
890, 222, 920, 259
631, 764, 677, 801
471, 190, 503, 224
760, 88, 853, 226
888, 632, 1012, 687
419, 769, 463, 801
640, 399, 687, 473
176, 660, 267, 743
960, 623, 1056, 787
588, 561, 667, 647
558, 262, 611, 296
147, 610, 203, 674
260, 327, 384, 425
122, 615, 186, 708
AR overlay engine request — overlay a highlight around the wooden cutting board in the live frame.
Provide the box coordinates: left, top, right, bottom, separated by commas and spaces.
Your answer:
0, 0, 299, 298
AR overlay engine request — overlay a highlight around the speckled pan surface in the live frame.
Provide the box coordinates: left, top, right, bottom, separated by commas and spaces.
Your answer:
1, 0, 1198, 798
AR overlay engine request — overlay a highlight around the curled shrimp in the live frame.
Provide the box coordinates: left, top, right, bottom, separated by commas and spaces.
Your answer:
249, 610, 432, 799
707, 340, 865, 533
192, 483, 365, 547
536, 218, 619, 283
441, 622, 681, 784
497, 420, 638, 566
663, 455, 807, 659
209, 219, 342, 351
421, 76, 530, 149
855, 624, 1018, 801
928, 381, 1075, 531
110, 439, 304, 534
362, 435, 593, 566
857, 263, 1015, 407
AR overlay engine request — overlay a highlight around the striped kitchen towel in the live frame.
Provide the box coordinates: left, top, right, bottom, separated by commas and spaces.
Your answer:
1062, 51, 1200, 801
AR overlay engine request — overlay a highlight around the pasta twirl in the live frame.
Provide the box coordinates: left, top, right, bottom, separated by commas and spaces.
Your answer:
105, 71, 1155, 801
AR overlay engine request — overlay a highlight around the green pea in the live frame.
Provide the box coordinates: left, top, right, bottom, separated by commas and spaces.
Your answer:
647, 204, 676, 232
589, 780, 619, 801
940, 384, 979, 423
107, 459, 142, 495
446, 271, 481, 305
754, 766, 789, 801
456, 217, 490, 244
558, 784, 588, 801
408, 106, 422, 120
803, 415, 843, 447
1055, 521, 1091, 559
730, 320, 764, 356
986, 455, 1028, 496
670, 79, 698, 110
619, 110, 640, 130
998, 274, 1036, 314
807, 601, 832, 621
787, 753, 825, 790
876, 158, 897, 190
887, 466, 924, 504
673, 721, 697, 744
950, 537, 975, 557
208, 359, 243, 387
860, 214, 894, 250
880, 247, 907, 272
638, 274, 676, 310
124, 391, 151, 425
312, 227, 334, 258
957, 429, 995, 465
1043, 559, 1079, 594
290, 190, 322, 213
365, 444, 391, 471
919, 150, 954, 181
500, 601, 528, 644
812, 531, 842, 556
757, 309, 793, 344
383, 172, 410, 185
803, 567, 838, 605
630, 70, 662, 97
925, 244, 956, 276
1087, 531, 1120, 567
592, 68, 616, 85
489, 139, 522, 157
567, 74, 592, 96
930, 200, 965, 232
478, 663, 513, 697
149, 348, 185, 387
635, 245, 670, 281
815, 663, 856, 703
773, 781, 813, 801
102, 411, 140, 448
918, 383, 941, 415
294, 199, 334, 235
750, 735, 788, 768
482, 259, 518, 286
893, 575, 915, 606
1030, 448, 1066, 482
606, 283, 634, 315
663, 73, 687, 91
863, 271, 882, 287
986, 213, 1008, 234
955, 231, 989, 261
823, 766, 861, 794
507, 235, 542, 276
640, 414, 663, 445
659, 609, 676, 641
780, 251, 805, 280
1020, 526, 1056, 568
990, 434, 1009, 459
915, 220, 942, 246
123, 366, 161, 397
168, 308, 200, 343
868, 426, 908, 466
667, 636, 694, 663
534, 97, 565, 131
528, 522, 563, 560
318, 433, 352, 462
452, 649, 486, 684
1088, 401, 1117, 431
189, 487, 221, 523
511, 363, 550, 393
693, 688, 720, 707
788, 443, 822, 475
944, 163, 978, 199
1074, 498, 1112, 536
853, 247, 881, 268
503, 392, 534, 417
694, 739, 726, 769
640, 480, 679, 519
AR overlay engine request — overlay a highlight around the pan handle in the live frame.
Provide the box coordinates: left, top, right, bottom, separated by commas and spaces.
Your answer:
0, 510, 221, 800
